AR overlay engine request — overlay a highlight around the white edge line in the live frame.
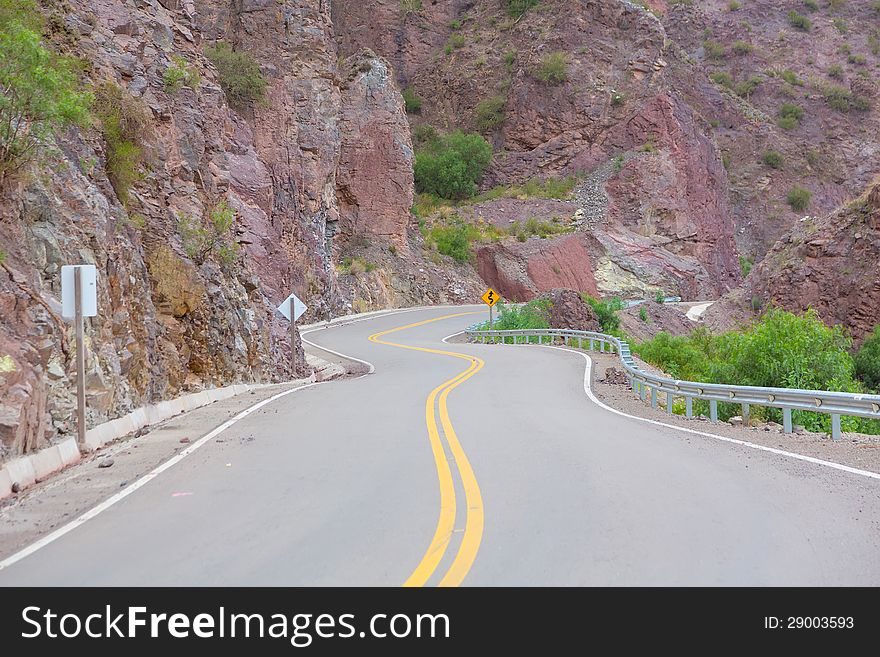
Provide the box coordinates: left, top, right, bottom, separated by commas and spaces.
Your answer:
475, 341, 880, 482
0, 317, 392, 572
441, 331, 465, 343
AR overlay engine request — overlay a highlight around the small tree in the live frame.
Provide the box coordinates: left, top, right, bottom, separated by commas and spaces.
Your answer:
0, 1, 91, 182
178, 201, 240, 266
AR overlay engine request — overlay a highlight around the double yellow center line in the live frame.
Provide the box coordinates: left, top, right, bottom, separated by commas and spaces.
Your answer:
368, 313, 484, 587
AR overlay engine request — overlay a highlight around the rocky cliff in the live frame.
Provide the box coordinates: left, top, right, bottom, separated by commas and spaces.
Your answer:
0, 0, 475, 461
705, 180, 880, 345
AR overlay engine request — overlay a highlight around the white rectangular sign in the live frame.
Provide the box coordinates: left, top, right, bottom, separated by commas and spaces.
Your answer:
277, 293, 307, 322
61, 264, 98, 320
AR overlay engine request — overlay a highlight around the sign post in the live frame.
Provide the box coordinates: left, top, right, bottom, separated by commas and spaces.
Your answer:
61, 264, 98, 447
481, 287, 500, 328
277, 292, 308, 370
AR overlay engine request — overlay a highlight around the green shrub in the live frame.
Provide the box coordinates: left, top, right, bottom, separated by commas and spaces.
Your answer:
848, 53, 866, 65
639, 306, 649, 322
777, 102, 804, 130
655, 289, 666, 304
787, 10, 811, 31
582, 295, 624, 334
205, 42, 267, 110
402, 87, 422, 114
634, 309, 880, 432
163, 55, 201, 93
482, 299, 550, 333
761, 150, 784, 169
703, 40, 726, 60
469, 175, 580, 204
822, 83, 853, 111
732, 40, 753, 55
780, 69, 803, 86
787, 185, 811, 211
338, 256, 376, 275
504, 0, 539, 18
833, 17, 848, 34
475, 95, 506, 131
611, 91, 626, 106
728, 1, 742, 10
400, 0, 422, 13
428, 217, 473, 262
414, 130, 492, 200
855, 327, 880, 391
508, 216, 569, 240
734, 75, 762, 97
827, 64, 844, 80
446, 34, 466, 52
449, 19, 461, 30
94, 83, 151, 205
739, 255, 753, 277
534, 52, 568, 85
803, 0, 818, 10
504, 50, 517, 69
178, 201, 239, 266
710, 71, 733, 86
0, 0, 91, 181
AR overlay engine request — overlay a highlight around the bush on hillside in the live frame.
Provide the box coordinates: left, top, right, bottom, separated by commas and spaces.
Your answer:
414, 130, 492, 200
206, 42, 267, 110
534, 52, 568, 85
581, 295, 624, 334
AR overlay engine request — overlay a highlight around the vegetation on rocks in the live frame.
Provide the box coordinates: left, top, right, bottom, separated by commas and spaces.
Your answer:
855, 327, 880, 392
178, 201, 239, 266
534, 52, 568, 85
206, 42, 267, 110
0, 0, 91, 182
94, 83, 150, 205
163, 56, 201, 93
581, 295, 624, 334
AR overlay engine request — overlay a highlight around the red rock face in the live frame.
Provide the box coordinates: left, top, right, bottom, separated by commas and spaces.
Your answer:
336, 51, 414, 245
706, 184, 880, 344
476, 234, 599, 302
537, 288, 601, 332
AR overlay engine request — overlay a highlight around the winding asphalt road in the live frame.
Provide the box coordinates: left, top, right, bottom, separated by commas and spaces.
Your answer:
1, 305, 879, 586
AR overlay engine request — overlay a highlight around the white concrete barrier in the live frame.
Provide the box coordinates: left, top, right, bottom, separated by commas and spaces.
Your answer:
0, 381, 279, 501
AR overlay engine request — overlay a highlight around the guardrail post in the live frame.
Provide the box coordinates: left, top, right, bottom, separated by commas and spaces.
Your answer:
666, 391, 673, 414
640, 383, 647, 402
650, 387, 657, 409
741, 403, 750, 427
578, 337, 583, 349
783, 408, 792, 433
709, 399, 718, 423
831, 414, 841, 441
685, 397, 693, 418
600, 341, 605, 353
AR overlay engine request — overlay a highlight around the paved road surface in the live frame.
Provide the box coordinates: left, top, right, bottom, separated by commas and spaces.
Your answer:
1, 306, 879, 586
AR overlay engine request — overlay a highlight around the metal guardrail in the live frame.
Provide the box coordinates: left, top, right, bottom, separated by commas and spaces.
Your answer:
465, 327, 880, 440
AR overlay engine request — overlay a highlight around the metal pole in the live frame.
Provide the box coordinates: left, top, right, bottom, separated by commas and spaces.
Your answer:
74, 267, 86, 447
290, 313, 297, 372
489, 304, 493, 329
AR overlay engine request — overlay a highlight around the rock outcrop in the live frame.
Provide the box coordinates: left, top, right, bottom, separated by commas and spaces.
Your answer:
537, 289, 600, 332
705, 181, 880, 345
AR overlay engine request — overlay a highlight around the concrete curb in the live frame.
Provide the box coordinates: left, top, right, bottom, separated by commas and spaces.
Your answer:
0, 382, 281, 502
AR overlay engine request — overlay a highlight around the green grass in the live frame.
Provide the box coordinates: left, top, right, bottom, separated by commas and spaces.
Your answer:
761, 150, 784, 169
504, 0, 539, 18
474, 95, 506, 131
780, 69, 803, 86
787, 10, 811, 31
534, 52, 568, 85
469, 175, 580, 204
787, 185, 812, 212
703, 39, 726, 60
777, 102, 804, 130
402, 87, 422, 113
732, 40, 753, 55
508, 216, 571, 241
163, 55, 200, 93
739, 255, 753, 277
710, 71, 733, 87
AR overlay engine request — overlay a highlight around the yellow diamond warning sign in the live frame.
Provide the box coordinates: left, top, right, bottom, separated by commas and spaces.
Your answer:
481, 288, 500, 307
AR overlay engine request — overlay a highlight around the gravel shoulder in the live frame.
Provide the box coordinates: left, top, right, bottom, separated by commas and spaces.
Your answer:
589, 352, 880, 476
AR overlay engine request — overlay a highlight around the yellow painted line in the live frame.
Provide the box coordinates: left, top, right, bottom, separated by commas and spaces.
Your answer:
368, 312, 484, 587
